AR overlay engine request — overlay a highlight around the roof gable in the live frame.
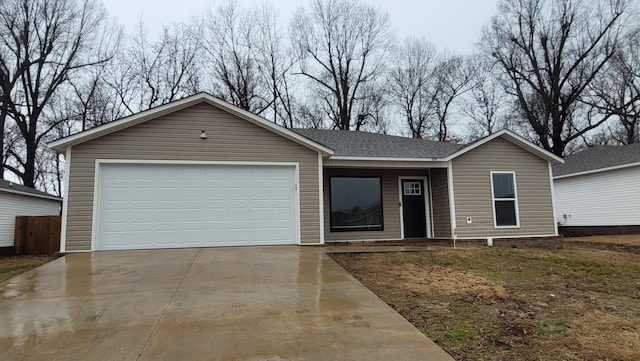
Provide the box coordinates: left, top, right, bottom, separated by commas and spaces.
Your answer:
445, 129, 564, 164
48, 93, 334, 155
0, 179, 61, 201
553, 143, 640, 178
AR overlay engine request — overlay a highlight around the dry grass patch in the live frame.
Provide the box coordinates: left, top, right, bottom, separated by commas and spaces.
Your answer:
564, 234, 640, 255
389, 264, 510, 301
331, 245, 640, 361
0, 255, 57, 284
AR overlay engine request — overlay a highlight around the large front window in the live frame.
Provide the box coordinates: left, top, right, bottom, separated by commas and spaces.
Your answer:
330, 177, 383, 231
491, 172, 519, 227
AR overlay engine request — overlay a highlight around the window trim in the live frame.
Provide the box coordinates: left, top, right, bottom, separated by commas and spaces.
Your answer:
490, 171, 520, 229
329, 176, 384, 232
403, 181, 422, 196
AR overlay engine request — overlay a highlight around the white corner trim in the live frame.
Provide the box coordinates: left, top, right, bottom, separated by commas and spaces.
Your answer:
90, 160, 101, 251
397, 177, 404, 240
548, 162, 559, 236
446, 162, 457, 238
428, 170, 435, 238
553, 161, 640, 179
318, 153, 325, 245
293, 163, 302, 246
59, 146, 71, 253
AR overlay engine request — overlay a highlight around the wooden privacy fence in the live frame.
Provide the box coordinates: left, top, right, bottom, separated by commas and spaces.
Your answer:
14, 215, 61, 255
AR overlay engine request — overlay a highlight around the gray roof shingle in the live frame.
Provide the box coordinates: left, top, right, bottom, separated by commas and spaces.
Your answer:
0, 179, 62, 200
553, 143, 640, 177
291, 129, 464, 158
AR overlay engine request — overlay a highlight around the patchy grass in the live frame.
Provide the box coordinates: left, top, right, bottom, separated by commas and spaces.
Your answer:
0, 255, 57, 284
564, 234, 640, 254
330, 241, 640, 361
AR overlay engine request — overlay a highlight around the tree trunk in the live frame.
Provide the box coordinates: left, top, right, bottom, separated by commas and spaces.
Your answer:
0, 110, 5, 180
23, 132, 37, 188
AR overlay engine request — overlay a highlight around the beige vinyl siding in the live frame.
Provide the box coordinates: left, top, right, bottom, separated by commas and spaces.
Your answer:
452, 137, 555, 238
429, 168, 451, 238
65, 103, 319, 251
323, 168, 433, 242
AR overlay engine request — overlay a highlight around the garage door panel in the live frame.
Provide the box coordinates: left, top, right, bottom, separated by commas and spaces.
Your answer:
96, 163, 298, 250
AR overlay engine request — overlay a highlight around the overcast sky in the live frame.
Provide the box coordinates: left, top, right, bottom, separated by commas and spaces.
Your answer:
102, 0, 499, 54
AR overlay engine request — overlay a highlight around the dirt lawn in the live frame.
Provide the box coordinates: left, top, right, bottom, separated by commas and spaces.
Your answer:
0, 255, 58, 284
330, 235, 640, 361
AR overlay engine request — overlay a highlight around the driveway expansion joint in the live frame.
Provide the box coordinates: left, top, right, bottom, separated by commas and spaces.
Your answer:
135, 248, 200, 360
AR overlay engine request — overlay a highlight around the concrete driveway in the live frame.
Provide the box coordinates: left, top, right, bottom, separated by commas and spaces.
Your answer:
0, 247, 453, 361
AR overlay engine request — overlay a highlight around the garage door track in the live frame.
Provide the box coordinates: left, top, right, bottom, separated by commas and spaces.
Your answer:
0, 247, 453, 361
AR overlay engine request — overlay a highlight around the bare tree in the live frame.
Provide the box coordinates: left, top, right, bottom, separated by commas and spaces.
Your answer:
388, 38, 439, 138
69, 62, 128, 131
430, 54, 473, 141
250, 4, 298, 127
202, 1, 266, 113
0, 0, 120, 187
460, 55, 509, 140
483, 0, 631, 156
290, 0, 392, 130
589, 31, 640, 144
110, 21, 201, 115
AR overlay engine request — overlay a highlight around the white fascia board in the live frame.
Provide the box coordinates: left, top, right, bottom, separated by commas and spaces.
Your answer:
48, 93, 334, 156
444, 129, 565, 164
0, 187, 62, 202
553, 161, 640, 180
328, 155, 446, 162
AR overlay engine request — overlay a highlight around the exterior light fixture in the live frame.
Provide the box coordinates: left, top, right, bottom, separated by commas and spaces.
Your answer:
200, 130, 208, 139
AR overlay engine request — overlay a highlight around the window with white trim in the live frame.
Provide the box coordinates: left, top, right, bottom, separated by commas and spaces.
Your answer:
491, 172, 519, 227
403, 181, 422, 195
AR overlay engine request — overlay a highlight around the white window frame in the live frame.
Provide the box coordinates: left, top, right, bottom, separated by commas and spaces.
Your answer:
403, 181, 422, 196
490, 171, 520, 229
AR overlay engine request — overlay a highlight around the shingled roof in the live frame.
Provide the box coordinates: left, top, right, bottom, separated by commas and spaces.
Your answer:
291, 129, 464, 158
553, 143, 640, 177
0, 179, 62, 201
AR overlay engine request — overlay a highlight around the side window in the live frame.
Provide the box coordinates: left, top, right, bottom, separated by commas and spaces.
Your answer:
491, 172, 519, 227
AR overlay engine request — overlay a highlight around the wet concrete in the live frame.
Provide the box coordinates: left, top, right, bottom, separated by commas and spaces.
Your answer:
0, 247, 454, 361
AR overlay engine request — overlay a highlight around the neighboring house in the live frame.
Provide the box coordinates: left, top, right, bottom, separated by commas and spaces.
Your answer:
48, 93, 563, 252
553, 143, 640, 234
0, 179, 62, 255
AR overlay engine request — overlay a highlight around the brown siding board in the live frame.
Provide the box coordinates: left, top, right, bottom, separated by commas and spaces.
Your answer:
66, 103, 319, 251
452, 138, 555, 238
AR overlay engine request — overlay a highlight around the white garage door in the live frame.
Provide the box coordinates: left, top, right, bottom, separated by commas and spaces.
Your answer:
95, 163, 298, 250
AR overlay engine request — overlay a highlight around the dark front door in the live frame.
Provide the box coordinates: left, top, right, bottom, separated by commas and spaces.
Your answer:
401, 179, 427, 238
